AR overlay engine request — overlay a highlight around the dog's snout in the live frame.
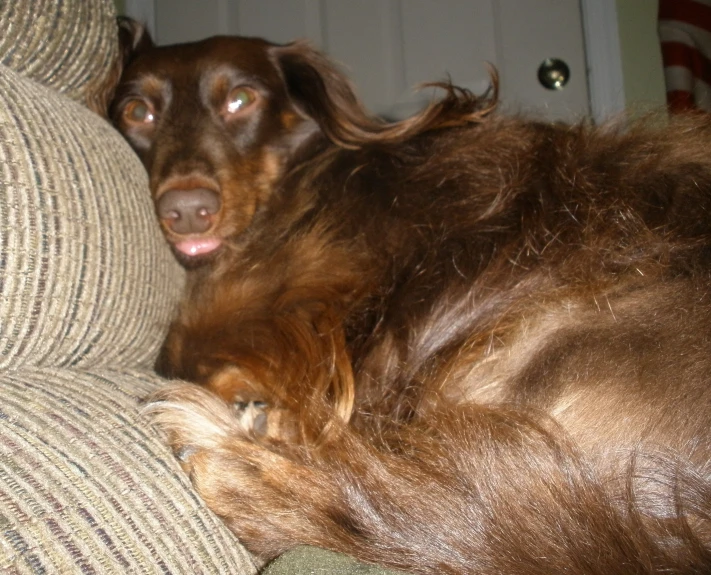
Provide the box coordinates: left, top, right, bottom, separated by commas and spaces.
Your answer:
157, 188, 221, 235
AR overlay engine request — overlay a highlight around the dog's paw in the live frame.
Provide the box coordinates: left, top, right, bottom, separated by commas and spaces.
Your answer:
232, 399, 269, 436
143, 384, 314, 553
143, 384, 258, 464
142, 384, 365, 563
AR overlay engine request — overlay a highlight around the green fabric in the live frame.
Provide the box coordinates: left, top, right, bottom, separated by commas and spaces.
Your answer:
265, 547, 405, 575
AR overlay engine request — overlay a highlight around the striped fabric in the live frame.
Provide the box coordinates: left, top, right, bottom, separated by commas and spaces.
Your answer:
0, 0, 120, 115
0, 64, 183, 371
0, 367, 257, 574
659, 0, 711, 112
0, 0, 257, 571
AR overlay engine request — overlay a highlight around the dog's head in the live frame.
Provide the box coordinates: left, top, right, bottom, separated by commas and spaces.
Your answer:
111, 20, 495, 268
111, 19, 379, 267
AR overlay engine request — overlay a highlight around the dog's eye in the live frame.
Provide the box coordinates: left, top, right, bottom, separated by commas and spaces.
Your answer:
123, 99, 156, 125
225, 87, 256, 115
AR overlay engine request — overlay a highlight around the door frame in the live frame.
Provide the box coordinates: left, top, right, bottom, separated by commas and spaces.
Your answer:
580, 0, 626, 121
124, 0, 156, 35
123, 0, 625, 123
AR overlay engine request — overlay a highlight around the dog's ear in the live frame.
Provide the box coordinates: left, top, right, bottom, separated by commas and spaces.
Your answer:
270, 41, 497, 150
98, 17, 154, 119
270, 41, 383, 150
86, 17, 154, 117
118, 16, 155, 67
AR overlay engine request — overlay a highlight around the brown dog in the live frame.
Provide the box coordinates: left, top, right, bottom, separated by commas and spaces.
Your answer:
112, 20, 711, 575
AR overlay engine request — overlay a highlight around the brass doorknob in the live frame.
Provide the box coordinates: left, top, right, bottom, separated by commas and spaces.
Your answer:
537, 58, 570, 90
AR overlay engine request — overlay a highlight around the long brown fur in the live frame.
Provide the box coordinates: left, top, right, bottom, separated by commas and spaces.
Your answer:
112, 21, 711, 574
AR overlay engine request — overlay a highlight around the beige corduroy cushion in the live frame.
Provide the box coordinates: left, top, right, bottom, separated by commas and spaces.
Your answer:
0, 2, 259, 572
0, 366, 257, 575
0, 59, 256, 575
0, 63, 184, 370
0, 0, 120, 114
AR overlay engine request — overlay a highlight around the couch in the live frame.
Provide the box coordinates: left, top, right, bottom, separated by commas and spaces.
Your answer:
0, 0, 260, 572
0, 1, 402, 573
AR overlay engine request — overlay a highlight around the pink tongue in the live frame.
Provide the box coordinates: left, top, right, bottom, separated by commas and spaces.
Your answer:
174, 238, 222, 256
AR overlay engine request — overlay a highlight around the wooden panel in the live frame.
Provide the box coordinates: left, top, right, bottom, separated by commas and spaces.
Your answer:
155, 0, 224, 44
319, 0, 401, 115
400, 1, 496, 89
150, 0, 591, 121
231, 0, 315, 44
395, 0, 497, 118
497, 0, 589, 120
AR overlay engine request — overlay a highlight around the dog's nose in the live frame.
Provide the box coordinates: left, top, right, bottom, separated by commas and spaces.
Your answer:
156, 188, 221, 235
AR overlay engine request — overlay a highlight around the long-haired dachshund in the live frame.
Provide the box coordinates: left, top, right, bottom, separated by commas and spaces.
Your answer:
112, 19, 711, 575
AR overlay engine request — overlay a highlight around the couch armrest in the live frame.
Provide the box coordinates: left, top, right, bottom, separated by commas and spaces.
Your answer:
0, 367, 257, 574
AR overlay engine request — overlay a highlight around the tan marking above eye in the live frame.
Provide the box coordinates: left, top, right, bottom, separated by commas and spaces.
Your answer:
224, 86, 257, 116
123, 99, 156, 125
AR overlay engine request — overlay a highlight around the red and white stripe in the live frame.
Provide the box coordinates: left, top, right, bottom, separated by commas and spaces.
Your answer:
659, 0, 711, 112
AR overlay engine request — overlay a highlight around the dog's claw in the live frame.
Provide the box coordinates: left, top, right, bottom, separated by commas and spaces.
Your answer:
232, 400, 270, 438
175, 445, 198, 462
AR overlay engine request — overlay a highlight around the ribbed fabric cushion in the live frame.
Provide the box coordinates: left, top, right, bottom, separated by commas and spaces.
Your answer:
0, 0, 120, 115
0, 1, 260, 572
0, 367, 257, 574
0, 64, 184, 369
0, 1, 263, 572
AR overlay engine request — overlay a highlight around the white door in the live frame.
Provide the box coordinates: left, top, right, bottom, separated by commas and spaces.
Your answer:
150, 0, 590, 122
